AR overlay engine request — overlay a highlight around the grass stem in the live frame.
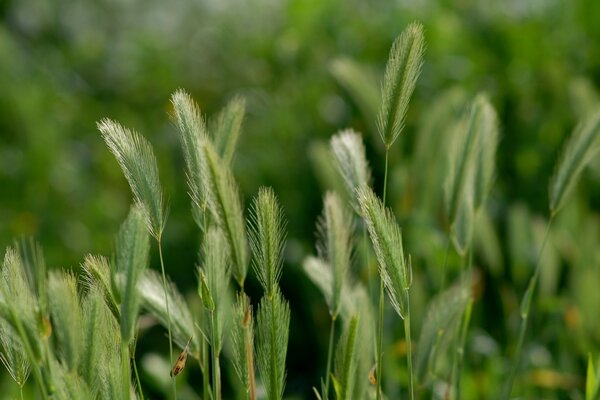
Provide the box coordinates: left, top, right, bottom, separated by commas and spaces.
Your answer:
404, 291, 414, 400
376, 148, 390, 400
211, 310, 221, 400
157, 239, 176, 400
502, 216, 554, 400
131, 335, 144, 400
121, 341, 130, 400
323, 316, 336, 399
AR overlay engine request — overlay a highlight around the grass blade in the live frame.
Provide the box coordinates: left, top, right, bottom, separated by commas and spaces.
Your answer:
472, 95, 499, 210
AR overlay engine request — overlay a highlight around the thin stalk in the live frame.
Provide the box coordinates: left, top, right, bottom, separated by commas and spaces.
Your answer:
121, 341, 130, 400
403, 291, 414, 400
323, 316, 336, 399
376, 148, 390, 400
502, 217, 554, 400
20, 386, 24, 400
131, 335, 144, 400
452, 297, 473, 400
157, 239, 176, 399
211, 311, 221, 400
244, 311, 256, 400
201, 344, 210, 400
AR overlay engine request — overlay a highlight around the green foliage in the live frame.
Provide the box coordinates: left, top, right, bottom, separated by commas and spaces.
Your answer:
211, 96, 246, 166
231, 293, 255, 400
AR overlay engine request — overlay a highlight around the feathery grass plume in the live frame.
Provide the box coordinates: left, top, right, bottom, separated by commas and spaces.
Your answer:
98, 119, 166, 239
415, 280, 470, 380
80, 255, 120, 319
249, 187, 287, 296
138, 270, 201, 357
48, 271, 82, 371
444, 98, 483, 224
211, 96, 246, 165
0, 319, 31, 388
316, 192, 353, 318
332, 315, 360, 400
200, 227, 230, 353
115, 206, 150, 344
377, 22, 425, 149
450, 169, 475, 256
232, 293, 256, 400
16, 238, 48, 314
51, 357, 95, 400
330, 130, 372, 213
412, 87, 468, 213
549, 109, 600, 214
472, 95, 499, 210
80, 285, 119, 394
357, 187, 411, 318
256, 288, 290, 400
330, 58, 380, 134
171, 90, 207, 217
201, 136, 249, 287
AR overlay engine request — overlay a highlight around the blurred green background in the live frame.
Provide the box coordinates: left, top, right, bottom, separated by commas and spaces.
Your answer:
2, 0, 600, 398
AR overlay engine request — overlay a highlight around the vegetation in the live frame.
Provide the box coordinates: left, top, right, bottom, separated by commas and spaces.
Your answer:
2, 1, 600, 399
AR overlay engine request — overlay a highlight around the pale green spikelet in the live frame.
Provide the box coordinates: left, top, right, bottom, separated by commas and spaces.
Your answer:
377, 22, 425, 149
199, 227, 230, 353
170, 89, 208, 221
256, 288, 290, 400
48, 271, 82, 371
231, 293, 255, 400
98, 119, 166, 239
115, 206, 150, 344
16, 238, 48, 314
249, 187, 287, 296
415, 280, 470, 380
330, 130, 372, 212
0, 319, 31, 388
316, 192, 353, 318
473, 95, 500, 210
549, 109, 600, 214
211, 95, 246, 165
330, 58, 380, 133
357, 187, 411, 318
80, 254, 120, 319
201, 136, 249, 287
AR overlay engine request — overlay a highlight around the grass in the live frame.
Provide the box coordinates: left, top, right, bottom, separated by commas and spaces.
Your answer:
1, 19, 600, 400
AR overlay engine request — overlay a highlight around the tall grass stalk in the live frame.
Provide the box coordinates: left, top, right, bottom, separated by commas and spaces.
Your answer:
98, 119, 176, 398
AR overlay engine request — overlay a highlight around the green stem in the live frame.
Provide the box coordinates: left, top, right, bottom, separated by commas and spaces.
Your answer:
131, 335, 144, 400
323, 316, 336, 399
157, 240, 176, 400
452, 297, 473, 400
243, 304, 256, 400
502, 216, 554, 400
121, 341, 131, 400
404, 292, 414, 400
363, 224, 376, 355
440, 234, 451, 290
376, 148, 390, 400
211, 310, 221, 400
201, 340, 211, 400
